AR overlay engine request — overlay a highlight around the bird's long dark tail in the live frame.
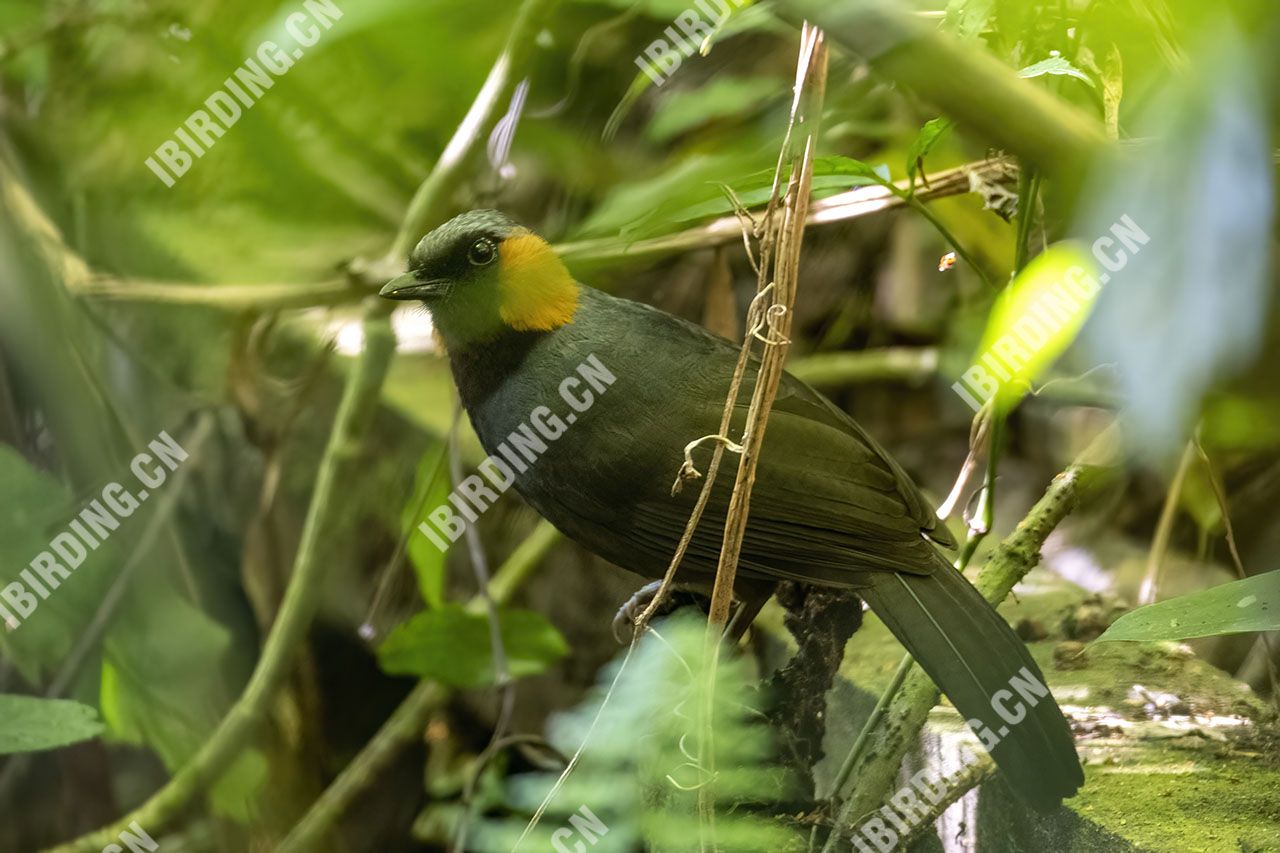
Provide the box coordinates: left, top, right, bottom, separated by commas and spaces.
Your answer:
858, 557, 1083, 811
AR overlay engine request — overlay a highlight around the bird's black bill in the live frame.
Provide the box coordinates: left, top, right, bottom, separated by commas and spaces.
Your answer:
379, 273, 450, 301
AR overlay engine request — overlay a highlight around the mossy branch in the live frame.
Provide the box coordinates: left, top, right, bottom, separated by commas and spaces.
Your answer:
69, 276, 360, 310
826, 426, 1120, 837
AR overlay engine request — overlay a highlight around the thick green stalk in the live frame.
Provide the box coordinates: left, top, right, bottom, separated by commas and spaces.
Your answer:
775, 0, 1108, 178
788, 348, 938, 387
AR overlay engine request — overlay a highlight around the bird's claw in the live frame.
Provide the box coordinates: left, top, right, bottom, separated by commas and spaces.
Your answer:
612, 580, 665, 643
612, 581, 712, 644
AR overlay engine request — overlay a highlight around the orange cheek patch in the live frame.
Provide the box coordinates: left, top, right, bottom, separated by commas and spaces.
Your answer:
497, 230, 580, 331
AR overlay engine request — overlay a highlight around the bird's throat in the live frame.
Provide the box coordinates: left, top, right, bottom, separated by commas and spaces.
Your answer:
497, 230, 579, 332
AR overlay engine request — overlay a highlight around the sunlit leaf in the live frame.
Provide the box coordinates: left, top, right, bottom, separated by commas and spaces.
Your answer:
0, 695, 103, 755
1018, 56, 1096, 87
968, 243, 1102, 412
1098, 573, 1280, 641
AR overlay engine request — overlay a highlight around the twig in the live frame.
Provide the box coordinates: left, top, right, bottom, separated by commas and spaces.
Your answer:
898, 191, 997, 290
557, 160, 1012, 269
1136, 440, 1195, 605
787, 348, 939, 388
387, 0, 559, 263
898, 754, 996, 849
935, 402, 993, 521
74, 161, 1015, 312
691, 24, 828, 851
69, 276, 359, 310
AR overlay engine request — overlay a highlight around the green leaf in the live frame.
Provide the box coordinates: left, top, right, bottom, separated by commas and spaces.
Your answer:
815, 156, 891, 185
0, 695, 103, 754
1018, 56, 1096, 88
1098, 573, 1280, 642
906, 118, 954, 189
969, 242, 1102, 412
377, 605, 568, 688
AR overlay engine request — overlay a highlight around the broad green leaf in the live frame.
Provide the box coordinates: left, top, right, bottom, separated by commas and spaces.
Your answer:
377, 605, 568, 688
1018, 56, 1096, 88
99, 594, 255, 818
0, 695, 103, 754
1098, 573, 1279, 642
814, 156, 891, 186
970, 243, 1102, 413
905, 118, 954, 190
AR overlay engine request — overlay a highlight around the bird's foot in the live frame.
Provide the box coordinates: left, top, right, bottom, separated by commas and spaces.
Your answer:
612, 581, 709, 643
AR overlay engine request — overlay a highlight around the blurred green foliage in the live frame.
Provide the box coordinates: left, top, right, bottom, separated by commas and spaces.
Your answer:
1, 0, 1278, 849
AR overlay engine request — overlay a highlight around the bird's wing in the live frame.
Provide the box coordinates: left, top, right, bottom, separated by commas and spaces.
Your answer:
623, 374, 953, 587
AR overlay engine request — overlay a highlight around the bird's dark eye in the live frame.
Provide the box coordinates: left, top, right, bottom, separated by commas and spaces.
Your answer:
467, 238, 497, 266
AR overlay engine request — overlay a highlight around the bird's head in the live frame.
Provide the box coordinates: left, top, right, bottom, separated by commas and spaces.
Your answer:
379, 210, 579, 343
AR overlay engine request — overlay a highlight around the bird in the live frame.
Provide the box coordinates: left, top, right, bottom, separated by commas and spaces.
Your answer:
380, 209, 1083, 810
